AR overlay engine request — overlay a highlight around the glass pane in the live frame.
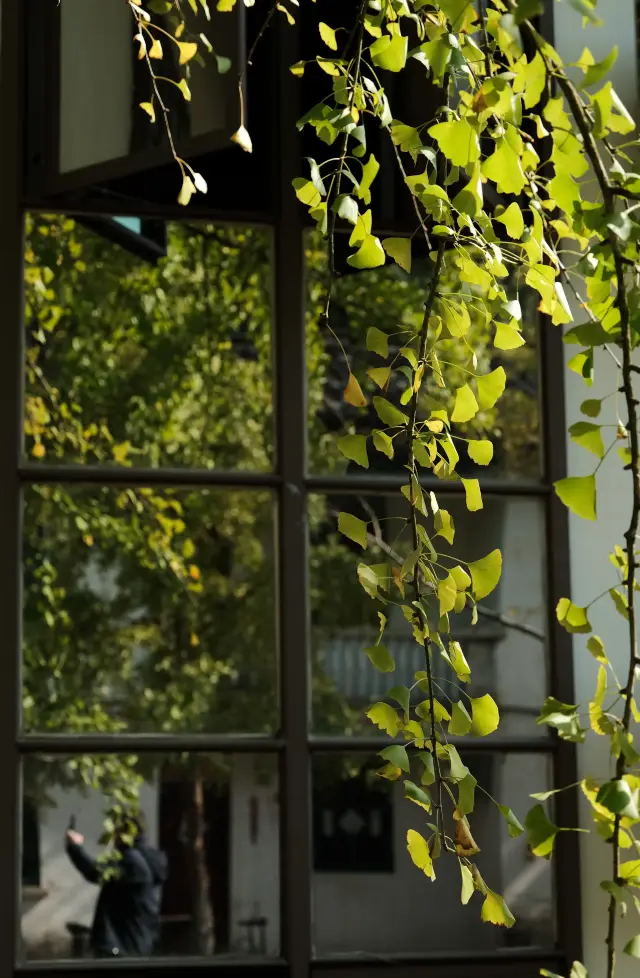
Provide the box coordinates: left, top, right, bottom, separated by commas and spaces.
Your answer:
22, 486, 277, 734
59, 0, 239, 174
305, 229, 540, 480
311, 752, 554, 957
310, 494, 548, 738
21, 752, 279, 961
24, 216, 274, 470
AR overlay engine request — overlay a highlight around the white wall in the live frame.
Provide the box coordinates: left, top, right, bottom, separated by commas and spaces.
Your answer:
553, 2, 640, 974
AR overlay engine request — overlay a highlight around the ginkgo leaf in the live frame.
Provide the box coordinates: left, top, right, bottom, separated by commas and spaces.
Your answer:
366, 327, 389, 358
428, 119, 480, 167
178, 175, 196, 205
319, 21, 338, 50
178, 41, 198, 64
368, 366, 391, 389
370, 33, 408, 72
367, 701, 402, 736
455, 815, 480, 857
364, 644, 395, 673
496, 201, 524, 240
373, 397, 407, 427
569, 422, 604, 459
476, 367, 506, 409
468, 440, 493, 465
481, 889, 515, 927
462, 478, 482, 512
382, 237, 412, 272
149, 37, 163, 59
407, 829, 435, 880
373, 429, 394, 459
482, 138, 526, 195
556, 597, 592, 634
344, 373, 367, 407
449, 700, 472, 736
337, 512, 368, 548
470, 694, 500, 737
525, 804, 558, 858
452, 384, 479, 423
554, 474, 596, 521
468, 550, 502, 599
139, 101, 156, 123
494, 320, 525, 350
347, 234, 386, 269
337, 434, 369, 468
460, 863, 474, 905
379, 744, 410, 772
231, 125, 252, 151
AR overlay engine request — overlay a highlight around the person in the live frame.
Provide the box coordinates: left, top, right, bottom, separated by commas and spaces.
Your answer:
65, 810, 168, 959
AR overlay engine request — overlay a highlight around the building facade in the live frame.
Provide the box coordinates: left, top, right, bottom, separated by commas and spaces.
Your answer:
0, 2, 638, 978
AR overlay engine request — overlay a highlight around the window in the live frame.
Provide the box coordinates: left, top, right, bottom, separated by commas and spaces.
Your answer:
0, 2, 580, 976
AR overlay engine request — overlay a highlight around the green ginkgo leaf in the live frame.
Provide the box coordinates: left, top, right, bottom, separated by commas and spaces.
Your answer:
496, 201, 524, 240
468, 549, 502, 599
364, 644, 395, 673
476, 367, 506, 409
428, 118, 480, 167
382, 237, 412, 272
452, 384, 479, 423
470, 694, 500, 737
554, 474, 597, 521
337, 434, 369, 468
370, 33, 408, 72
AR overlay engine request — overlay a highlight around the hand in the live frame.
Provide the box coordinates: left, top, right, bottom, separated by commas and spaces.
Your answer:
66, 829, 84, 846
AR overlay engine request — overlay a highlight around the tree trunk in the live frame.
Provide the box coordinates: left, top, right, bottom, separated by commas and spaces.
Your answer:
186, 772, 215, 955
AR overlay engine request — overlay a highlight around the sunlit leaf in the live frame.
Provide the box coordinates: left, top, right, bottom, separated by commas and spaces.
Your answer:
428, 119, 480, 167
231, 125, 252, 151
468, 440, 493, 465
370, 33, 408, 72
556, 597, 592, 634
496, 201, 524, 240
525, 804, 558, 858
452, 384, 479, 423
367, 701, 402, 736
476, 367, 506, 409
462, 478, 482, 512
481, 889, 515, 928
319, 21, 338, 50
406, 829, 435, 880
468, 550, 502, 600
554, 474, 596, 521
379, 744, 410, 772
460, 862, 475, 904
470, 694, 499, 737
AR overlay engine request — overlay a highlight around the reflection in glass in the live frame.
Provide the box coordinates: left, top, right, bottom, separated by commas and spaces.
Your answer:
311, 753, 553, 956
24, 216, 273, 470
305, 229, 540, 480
310, 494, 548, 738
21, 753, 279, 961
22, 486, 277, 734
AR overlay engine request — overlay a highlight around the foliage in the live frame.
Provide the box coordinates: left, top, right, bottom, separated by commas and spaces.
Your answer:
39, 0, 640, 971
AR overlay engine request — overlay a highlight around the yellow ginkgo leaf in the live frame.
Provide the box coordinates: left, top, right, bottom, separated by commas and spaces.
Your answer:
178, 41, 198, 64
139, 101, 156, 123
344, 373, 367, 407
149, 38, 163, 59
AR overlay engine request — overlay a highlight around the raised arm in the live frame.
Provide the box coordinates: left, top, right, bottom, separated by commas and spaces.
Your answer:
65, 830, 100, 884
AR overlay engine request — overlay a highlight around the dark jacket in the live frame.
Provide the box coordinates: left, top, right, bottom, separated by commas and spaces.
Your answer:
66, 838, 168, 957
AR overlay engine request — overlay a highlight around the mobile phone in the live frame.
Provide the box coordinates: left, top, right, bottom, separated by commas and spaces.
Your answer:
68, 815, 76, 831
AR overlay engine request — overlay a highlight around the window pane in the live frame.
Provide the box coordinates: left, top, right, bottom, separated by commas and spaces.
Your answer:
305, 229, 540, 480
21, 752, 279, 961
311, 752, 554, 957
24, 216, 274, 471
310, 494, 548, 738
23, 486, 277, 734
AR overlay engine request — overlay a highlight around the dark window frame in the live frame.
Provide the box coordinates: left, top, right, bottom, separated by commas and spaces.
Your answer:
0, 1, 581, 975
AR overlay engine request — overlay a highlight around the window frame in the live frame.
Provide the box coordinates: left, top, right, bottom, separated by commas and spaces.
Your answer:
0, 2, 581, 975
